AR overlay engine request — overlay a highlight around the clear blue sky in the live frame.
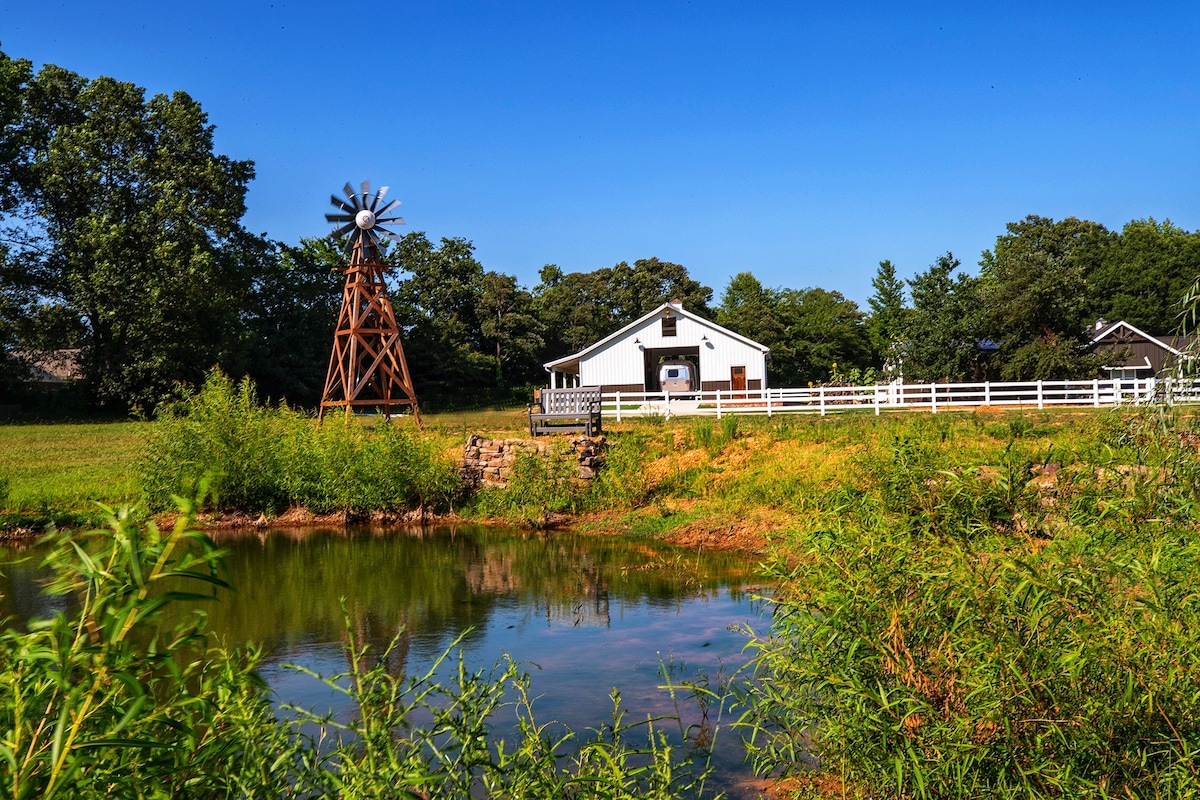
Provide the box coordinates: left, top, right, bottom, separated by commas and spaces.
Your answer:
5, 1, 1198, 305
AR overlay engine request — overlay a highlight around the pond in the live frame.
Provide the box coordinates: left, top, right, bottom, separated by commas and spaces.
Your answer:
1, 524, 771, 797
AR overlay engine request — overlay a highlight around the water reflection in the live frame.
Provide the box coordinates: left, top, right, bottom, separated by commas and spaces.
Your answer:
2, 524, 769, 796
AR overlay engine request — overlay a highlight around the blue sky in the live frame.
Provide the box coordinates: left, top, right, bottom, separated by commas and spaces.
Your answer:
4, 1, 1198, 305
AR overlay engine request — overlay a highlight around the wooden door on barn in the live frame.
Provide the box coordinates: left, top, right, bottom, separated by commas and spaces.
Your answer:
731, 366, 746, 399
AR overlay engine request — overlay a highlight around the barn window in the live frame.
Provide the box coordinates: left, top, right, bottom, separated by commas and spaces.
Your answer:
662, 316, 677, 336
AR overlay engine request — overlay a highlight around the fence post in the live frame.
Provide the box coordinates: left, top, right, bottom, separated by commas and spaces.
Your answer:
984, 381, 991, 406
931, 383, 937, 414
766, 388, 773, 417
1037, 380, 1044, 410
716, 389, 722, 419
615, 391, 622, 422
820, 386, 826, 416
1092, 379, 1099, 408
874, 385, 880, 415
664, 390, 671, 419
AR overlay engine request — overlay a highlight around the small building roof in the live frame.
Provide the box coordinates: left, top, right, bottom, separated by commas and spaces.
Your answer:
543, 301, 769, 374
1089, 320, 1185, 356
1088, 320, 1194, 372
11, 349, 83, 384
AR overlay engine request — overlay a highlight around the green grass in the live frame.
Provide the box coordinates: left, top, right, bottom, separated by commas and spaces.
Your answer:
0, 421, 150, 512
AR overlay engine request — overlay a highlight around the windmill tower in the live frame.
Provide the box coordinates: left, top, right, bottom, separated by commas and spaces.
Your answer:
319, 180, 421, 424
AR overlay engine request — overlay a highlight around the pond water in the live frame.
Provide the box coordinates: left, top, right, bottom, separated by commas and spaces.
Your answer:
1, 524, 771, 796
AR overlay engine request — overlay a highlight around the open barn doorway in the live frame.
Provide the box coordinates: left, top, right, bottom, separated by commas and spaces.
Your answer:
643, 346, 700, 392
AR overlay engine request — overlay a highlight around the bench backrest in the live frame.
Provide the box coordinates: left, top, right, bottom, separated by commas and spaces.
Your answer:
539, 387, 602, 414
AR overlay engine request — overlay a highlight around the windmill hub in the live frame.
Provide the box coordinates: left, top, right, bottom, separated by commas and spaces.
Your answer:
325, 179, 405, 258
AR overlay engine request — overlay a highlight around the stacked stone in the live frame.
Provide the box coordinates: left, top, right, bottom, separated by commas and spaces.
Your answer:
462, 435, 606, 488
572, 436, 605, 479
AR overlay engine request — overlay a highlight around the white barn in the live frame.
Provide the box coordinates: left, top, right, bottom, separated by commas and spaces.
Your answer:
543, 301, 770, 393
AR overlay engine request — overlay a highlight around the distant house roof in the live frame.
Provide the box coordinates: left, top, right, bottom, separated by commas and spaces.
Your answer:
544, 301, 769, 375
11, 349, 83, 385
1088, 321, 1193, 373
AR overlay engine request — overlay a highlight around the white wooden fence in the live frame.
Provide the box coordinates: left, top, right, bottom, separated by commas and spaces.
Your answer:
600, 377, 1200, 420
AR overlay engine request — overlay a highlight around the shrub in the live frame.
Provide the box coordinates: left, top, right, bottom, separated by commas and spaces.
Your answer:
139, 370, 464, 514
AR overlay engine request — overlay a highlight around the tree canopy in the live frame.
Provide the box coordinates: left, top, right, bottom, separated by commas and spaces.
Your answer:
3, 54, 258, 412
2, 45, 1199, 414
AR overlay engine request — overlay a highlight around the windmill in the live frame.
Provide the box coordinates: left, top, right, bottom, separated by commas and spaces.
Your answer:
319, 180, 421, 424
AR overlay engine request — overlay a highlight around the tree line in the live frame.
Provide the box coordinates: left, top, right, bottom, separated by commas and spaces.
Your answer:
2, 48, 1199, 415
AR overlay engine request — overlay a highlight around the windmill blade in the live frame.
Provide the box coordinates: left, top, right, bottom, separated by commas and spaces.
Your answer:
360, 180, 371, 210
376, 217, 406, 227
343, 182, 362, 209
375, 199, 401, 216
330, 194, 355, 213
380, 231, 404, 242
325, 213, 356, 223
329, 222, 355, 238
370, 185, 389, 211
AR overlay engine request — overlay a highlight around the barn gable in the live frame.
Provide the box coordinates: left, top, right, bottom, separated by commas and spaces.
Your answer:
1089, 320, 1193, 377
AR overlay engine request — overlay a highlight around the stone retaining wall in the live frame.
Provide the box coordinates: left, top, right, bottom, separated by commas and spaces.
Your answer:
462, 435, 606, 489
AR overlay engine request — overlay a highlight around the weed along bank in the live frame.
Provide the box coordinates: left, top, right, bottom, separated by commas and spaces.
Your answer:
542, 299, 770, 394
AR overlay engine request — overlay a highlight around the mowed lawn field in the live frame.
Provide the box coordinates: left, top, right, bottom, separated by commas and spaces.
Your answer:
0, 422, 152, 512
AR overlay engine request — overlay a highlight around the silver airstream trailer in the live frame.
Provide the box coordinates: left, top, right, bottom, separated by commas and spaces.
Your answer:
657, 359, 696, 393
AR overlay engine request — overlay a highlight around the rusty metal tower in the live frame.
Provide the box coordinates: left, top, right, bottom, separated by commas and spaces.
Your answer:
319, 180, 420, 424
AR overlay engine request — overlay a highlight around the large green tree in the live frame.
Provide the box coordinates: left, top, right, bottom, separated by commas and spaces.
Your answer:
240, 236, 343, 406
5, 57, 258, 412
532, 264, 617, 358
773, 287, 870, 386
1086, 218, 1200, 335
717, 272, 869, 387
979, 215, 1113, 380
606, 257, 713, 322
390, 232, 495, 405
865, 259, 911, 376
477, 270, 544, 389
716, 271, 785, 350
533, 257, 712, 362
903, 253, 985, 382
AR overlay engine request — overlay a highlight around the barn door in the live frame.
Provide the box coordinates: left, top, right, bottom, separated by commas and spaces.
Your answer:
731, 366, 746, 398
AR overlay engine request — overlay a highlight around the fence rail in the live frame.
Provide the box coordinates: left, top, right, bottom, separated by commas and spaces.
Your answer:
598, 377, 1200, 420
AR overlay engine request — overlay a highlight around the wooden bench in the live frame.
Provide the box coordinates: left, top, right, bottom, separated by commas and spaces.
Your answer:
529, 387, 603, 436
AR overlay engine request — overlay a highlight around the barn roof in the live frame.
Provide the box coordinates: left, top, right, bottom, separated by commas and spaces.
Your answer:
544, 301, 769, 374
